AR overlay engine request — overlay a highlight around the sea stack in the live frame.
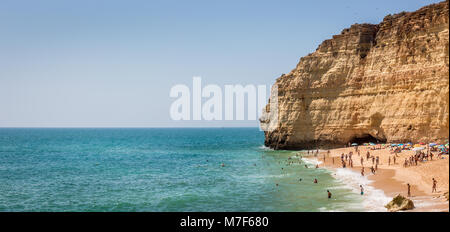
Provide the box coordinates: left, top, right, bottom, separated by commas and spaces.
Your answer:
261, 1, 449, 150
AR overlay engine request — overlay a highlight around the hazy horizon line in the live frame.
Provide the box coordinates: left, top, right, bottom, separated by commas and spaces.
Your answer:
0, 126, 261, 129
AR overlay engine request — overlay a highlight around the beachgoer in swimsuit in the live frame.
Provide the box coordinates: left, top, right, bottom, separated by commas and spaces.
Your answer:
432, 178, 437, 193
407, 183, 411, 197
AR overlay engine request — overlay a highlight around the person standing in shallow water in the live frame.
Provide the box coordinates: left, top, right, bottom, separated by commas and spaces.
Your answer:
360, 185, 364, 195
327, 190, 332, 199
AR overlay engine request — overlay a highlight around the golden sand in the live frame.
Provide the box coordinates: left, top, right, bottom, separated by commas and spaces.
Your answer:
313, 146, 449, 212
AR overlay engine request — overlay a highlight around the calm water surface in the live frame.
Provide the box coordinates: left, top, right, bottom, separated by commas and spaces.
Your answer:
0, 128, 366, 211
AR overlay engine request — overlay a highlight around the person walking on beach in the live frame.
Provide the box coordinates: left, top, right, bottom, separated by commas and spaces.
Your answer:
388, 156, 391, 166
361, 167, 365, 176
360, 185, 364, 195
407, 183, 411, 197
360, 157, 364, 166
432, 178, 437, 193
393, 155, 396, 165
327, 190, 332, 199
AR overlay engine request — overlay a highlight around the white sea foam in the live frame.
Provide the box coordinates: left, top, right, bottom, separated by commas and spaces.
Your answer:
301, 157, 323, 165
258, 145, 274, 151
301, 156, 390, 212
332, 168, 391, 212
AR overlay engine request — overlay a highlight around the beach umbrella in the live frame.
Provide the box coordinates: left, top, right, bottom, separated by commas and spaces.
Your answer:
413, 144, 422, 148
412, 147, 425, 151
419, 142, 425, 145
429, 143, 437, 147
351, 143, 358, 146
369, 142, 376, 146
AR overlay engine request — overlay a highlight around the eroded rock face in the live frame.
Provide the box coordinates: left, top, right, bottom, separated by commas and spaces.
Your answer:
385, 194, 415, 212
262, 1, 449, 150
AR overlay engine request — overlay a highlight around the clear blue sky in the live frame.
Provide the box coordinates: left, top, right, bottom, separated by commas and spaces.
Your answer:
0, 0, 442, 127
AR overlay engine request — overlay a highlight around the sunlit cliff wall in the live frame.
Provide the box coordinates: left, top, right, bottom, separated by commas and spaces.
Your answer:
262, 1, 449, 149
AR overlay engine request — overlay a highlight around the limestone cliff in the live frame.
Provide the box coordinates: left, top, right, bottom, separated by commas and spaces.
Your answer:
261, 1, 449, 149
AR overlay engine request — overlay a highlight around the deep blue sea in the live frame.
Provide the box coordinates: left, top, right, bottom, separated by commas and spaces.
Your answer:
0, 128, 372, 212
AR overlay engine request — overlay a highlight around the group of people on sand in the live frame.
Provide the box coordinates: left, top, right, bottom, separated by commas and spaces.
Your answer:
388, 145, 442, 168
337, 144, 443, 198
406, 178, 439, 197
336, 149, 381, 177
359, 151, 379, 176
403, 150, 438, 167
338, 150, 360, 169
299, 145, 442, 200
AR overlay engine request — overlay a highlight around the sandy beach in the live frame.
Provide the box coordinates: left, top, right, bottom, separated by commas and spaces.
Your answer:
309, 146, 449, 212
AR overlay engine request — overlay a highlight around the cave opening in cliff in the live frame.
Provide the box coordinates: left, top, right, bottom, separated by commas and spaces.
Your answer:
349, 134, 386, 144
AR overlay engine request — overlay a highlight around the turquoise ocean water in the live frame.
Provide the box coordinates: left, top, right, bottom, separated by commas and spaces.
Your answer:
0, 128, 368, 212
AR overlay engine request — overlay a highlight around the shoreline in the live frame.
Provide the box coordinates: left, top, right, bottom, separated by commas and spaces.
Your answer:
304, 146, 449, 212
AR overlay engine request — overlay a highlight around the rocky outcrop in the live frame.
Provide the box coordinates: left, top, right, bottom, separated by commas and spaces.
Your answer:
261, 1, 449, 150
385, 194, 415, 212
